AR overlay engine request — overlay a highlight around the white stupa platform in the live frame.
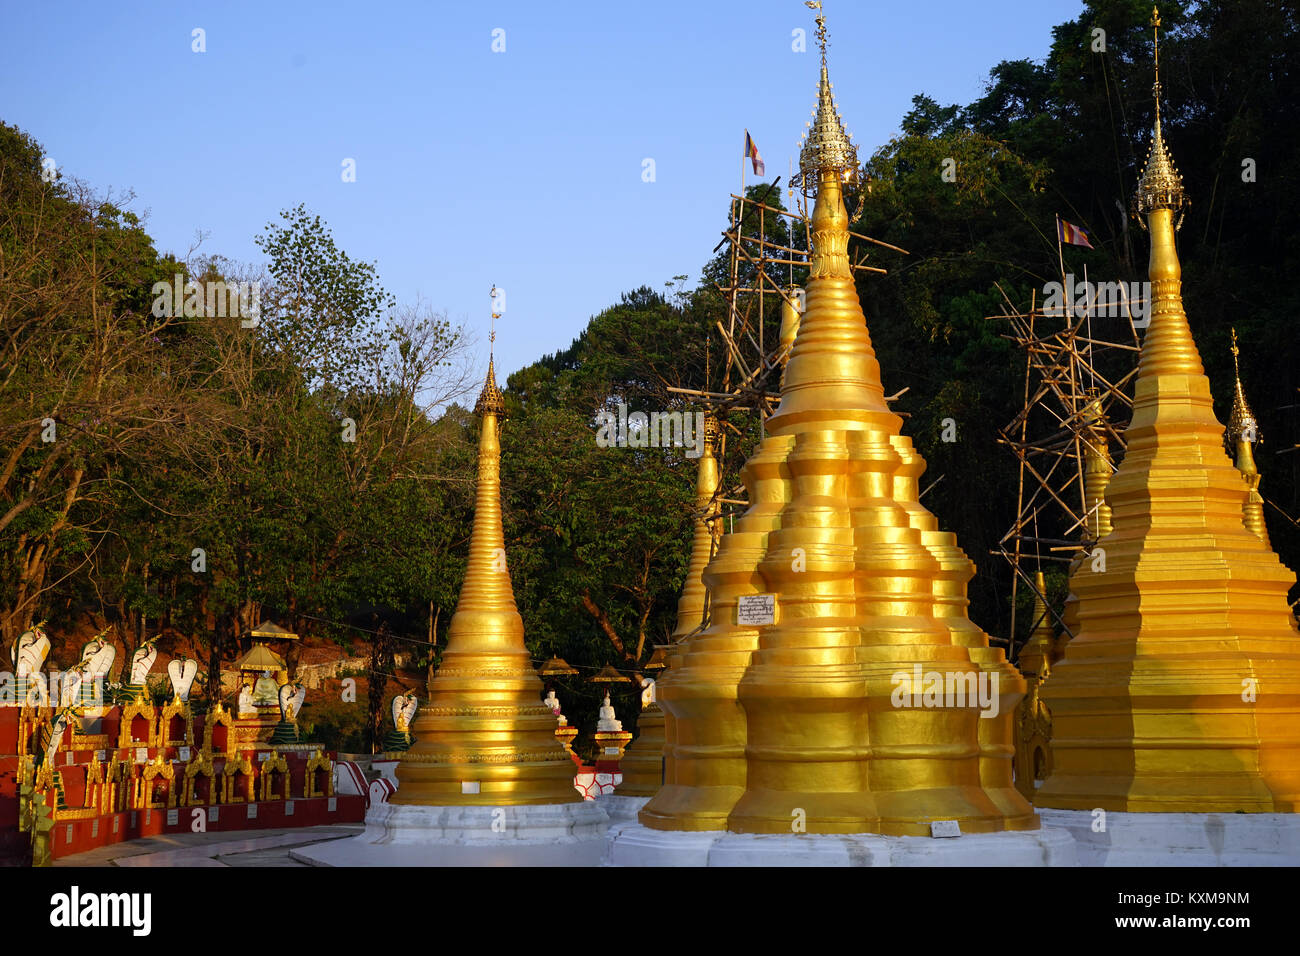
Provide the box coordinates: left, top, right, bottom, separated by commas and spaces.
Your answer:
604, 822, 1078, 867
292, 800, 610, 867
596, 794, 650, 822
1036, 808, 1300, 866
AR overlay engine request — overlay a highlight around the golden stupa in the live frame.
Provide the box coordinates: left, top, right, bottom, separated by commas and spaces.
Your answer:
621, 415, 722, 796
642, 11, 1036, 836
1227, 330, 1270, 547
391, 354, 580, 806
1037, 8, 1300, 813
670, 415, 723, 647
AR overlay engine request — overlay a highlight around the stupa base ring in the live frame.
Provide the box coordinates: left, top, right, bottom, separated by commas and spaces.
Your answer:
604, 821, 1077, 866
291, 799, 610, 867
1036, 809, 1300, 866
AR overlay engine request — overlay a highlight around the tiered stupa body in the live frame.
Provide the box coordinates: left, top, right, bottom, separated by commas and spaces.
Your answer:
1037, 31, 1300, 812
643, 38, 1036, 836
392, 361, 580, 806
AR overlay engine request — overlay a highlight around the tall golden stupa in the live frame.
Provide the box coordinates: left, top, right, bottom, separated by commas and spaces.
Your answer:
1037, 8, 1300, 813
391, 353, 580, 807
642, 10, 1036, 836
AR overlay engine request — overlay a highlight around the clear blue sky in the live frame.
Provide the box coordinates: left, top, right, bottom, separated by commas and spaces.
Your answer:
1, 0, 1086, 384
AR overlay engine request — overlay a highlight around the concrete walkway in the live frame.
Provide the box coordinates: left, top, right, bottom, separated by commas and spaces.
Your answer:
52, 826, 364, 867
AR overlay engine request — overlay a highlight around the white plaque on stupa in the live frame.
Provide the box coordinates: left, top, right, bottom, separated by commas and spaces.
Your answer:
737, 594, 776, 627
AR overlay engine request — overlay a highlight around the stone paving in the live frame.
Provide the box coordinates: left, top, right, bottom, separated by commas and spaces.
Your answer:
52, 826, 363, 867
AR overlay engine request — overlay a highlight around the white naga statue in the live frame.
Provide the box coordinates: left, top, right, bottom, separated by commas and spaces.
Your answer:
60, 659, 90, 707
391, 691, 419, 733
11, 622, 51, 706
128, 635, 161, 685
167, 657, 199, 702
82, 633, 116, 678
639, 676, 656, 707
596, 692, 622, 733
11, 621, 51, 677
278, 681, 306, 722
43, 707, 77, 767
76, 633, 116, 705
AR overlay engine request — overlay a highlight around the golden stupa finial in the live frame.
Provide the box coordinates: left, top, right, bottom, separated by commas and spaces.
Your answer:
1227, 329, 1261, 448
793, 1, 857, 197
1134, 6, 1187, 224
1019, 571, 1055, 680
475, 287, 506, 418
805, 1, 827, 55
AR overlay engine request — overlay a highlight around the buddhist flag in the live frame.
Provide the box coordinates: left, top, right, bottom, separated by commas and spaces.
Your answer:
744, 130, 765, 176
1056, 215, 1094, 249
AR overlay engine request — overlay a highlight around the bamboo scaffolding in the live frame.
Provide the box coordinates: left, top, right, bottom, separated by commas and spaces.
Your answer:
990, 279, 1139, 660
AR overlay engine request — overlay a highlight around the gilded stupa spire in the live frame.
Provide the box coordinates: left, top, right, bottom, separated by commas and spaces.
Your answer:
1038, 7, 1300, 813
1019, 571, 1055, 681
392, 304, 579, 807
1134, 7, 1187, 223
644, 5, 1035, 836
475, 288, 506, 418
793, 8, 858, 199
1228, 329, 1270, 546
474, 358, 506, 418
1080, 394, 1113, 539
1227, 328, 1260, 448
671, 416, 721, 642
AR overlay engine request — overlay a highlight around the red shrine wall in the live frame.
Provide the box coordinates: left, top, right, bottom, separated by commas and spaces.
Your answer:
0, 705, 364, 863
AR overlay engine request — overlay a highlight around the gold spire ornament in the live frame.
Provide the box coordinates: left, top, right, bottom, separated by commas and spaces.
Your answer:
1133, 8, 1188, 232
392, 322, 579, 806
1080, 395, 1114, 540
670, 416, 722, 645
1037, 9, 1300, 813
1228, 329, 1270, 546
643, 7, 1035, 835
